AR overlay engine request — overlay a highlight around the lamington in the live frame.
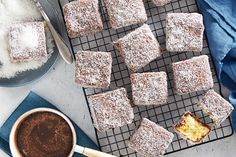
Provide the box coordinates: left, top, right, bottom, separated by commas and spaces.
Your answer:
174, 112, 211, 143
197, 90, 234, 126
75, 51, 112, 88
63, 0, 103, 38
172, 55, 214, 95
9, 22, 47, 62
88, 88, 134, 132
152, 0, 172, 6
113, 24, 162, 72
104, 0, 147, 29
128, 118, 174, 157
131, 72, 168, 106
166, 13, 204, 52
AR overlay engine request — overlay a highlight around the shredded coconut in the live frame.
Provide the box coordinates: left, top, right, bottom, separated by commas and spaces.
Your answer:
0, 0, 54, 78
18, 26, 39, 50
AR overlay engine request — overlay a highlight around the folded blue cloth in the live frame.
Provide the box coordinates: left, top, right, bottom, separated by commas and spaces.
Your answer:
0, 92, 99, 157
197, 0, 236, 130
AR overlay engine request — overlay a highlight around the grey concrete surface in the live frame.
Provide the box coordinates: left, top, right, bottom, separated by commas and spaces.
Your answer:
0, 58, 236, 157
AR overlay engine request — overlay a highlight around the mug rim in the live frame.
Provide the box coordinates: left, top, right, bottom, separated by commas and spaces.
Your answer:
9, 108, 77, 157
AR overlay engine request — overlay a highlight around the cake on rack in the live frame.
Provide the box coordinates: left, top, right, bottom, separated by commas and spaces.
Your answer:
88, 88, 134, 132
172, 55, 214, 95
174, 112, 211, 143
152, 0, 172, 6
75, 51, 112, 88
63, 0, 103, 38
128, 118, 174, 157
104, 0, 147, 29
9, 22, 47, 63
113, 24, 162, 72
131, 72, 168, 106
166, 13, 204, 52
197, 90, 234, 126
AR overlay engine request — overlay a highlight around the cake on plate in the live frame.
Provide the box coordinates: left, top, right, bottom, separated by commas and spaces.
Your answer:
9, 22, 47, 63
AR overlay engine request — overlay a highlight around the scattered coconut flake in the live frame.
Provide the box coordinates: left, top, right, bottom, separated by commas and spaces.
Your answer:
18, 26, 39, 50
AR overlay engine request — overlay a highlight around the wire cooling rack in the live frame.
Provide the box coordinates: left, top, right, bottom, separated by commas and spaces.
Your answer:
58, 0, 233, 156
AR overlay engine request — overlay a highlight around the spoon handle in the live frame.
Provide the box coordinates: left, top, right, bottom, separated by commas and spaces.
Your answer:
75, 145, 118, 157
35, 0, 74, 64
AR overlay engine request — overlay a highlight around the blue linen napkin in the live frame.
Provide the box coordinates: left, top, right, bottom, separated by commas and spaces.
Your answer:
197, 0, 236, 130
0, 91, 99, 157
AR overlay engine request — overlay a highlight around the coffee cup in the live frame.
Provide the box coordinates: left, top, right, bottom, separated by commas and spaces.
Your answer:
10, 108, 117, 157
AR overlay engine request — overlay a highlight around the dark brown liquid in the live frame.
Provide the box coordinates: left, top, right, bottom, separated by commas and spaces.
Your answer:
16, 112, 73, 157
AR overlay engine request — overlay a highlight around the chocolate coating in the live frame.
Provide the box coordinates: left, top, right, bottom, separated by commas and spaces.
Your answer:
16, 112, 73, 157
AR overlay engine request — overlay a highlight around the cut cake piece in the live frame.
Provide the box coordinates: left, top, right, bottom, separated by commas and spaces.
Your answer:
174, 112, 211, 143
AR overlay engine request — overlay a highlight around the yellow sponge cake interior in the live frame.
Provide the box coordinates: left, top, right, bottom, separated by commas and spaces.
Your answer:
175, 112, 211, 143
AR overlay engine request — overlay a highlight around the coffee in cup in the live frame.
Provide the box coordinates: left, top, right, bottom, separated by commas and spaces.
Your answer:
10, 108, 117, 157
10, 108, 76, 157
14, 111, 73, 157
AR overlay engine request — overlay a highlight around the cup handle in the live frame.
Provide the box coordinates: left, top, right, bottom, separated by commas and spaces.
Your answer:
74, 145, 118, 157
